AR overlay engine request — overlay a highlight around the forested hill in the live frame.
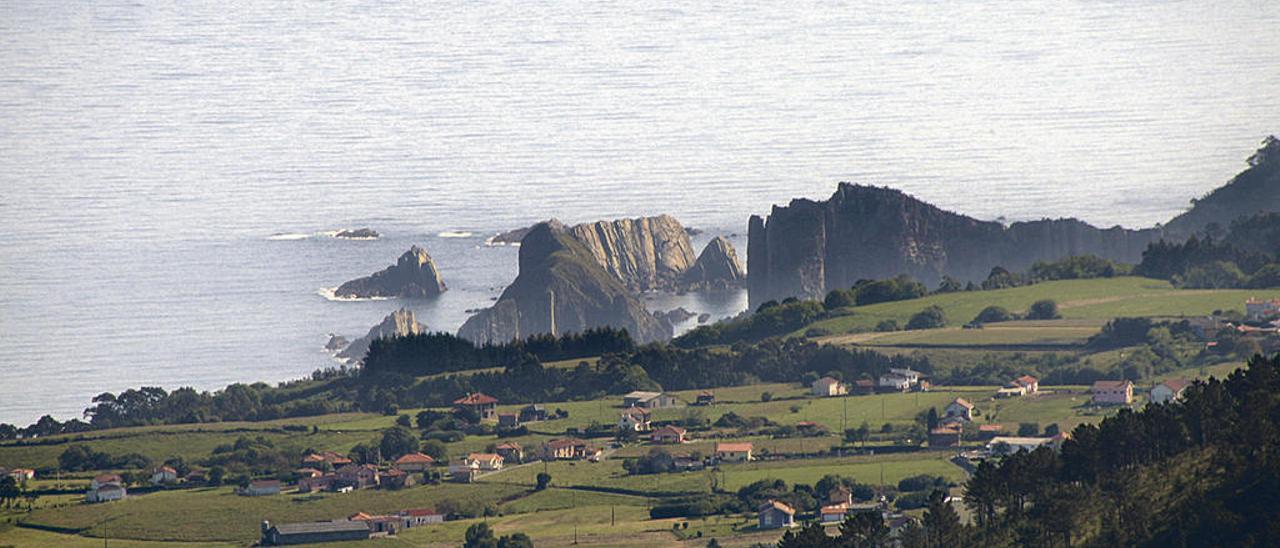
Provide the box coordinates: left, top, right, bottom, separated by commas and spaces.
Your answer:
959, 353, 1280, 546
1163, 135, 1280, 239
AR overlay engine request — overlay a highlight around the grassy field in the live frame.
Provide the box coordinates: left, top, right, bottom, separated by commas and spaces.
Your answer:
803, 277, 1272, 336
828, 320, 1104, 348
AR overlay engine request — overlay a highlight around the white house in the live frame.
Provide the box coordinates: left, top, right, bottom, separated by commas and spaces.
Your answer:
150, 466, 178, 484
1150, 379, 1193, 404
466, 453, 504, 472
811, 376, 848, 397
623, 391, 679, 409
619, 407, 652, 431
86, 483, 126, 503
878, 373, 911, 391
758, 500, 796, 529
242, 479, 282, 496
715, 442, 753, 463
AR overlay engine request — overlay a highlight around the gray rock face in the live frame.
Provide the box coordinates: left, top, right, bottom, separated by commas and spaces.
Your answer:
747, 183, 1162, 308
337, 308, 427, 363
1163, 136, 1280, 240
567, 214, 697, 292
335, 246, 447, 299
458, 221, 670, 344
682, 236, 745, 290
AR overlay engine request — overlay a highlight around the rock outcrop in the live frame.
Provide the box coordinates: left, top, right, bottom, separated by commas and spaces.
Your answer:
335, 246, 447, 299
458, 221, 670, 345
682, 236, 745, 290
334, 228, 380, 239
747, 183, 1161, 308
567, 215, 697, 292
336, 308, 426, 363
1163, 136, 1280, 240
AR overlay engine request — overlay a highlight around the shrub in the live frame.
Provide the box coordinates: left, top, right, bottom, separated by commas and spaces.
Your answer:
1025, 300, 1060, 320
875, 320, 900, 332
906, 306, 947, 330
973, 306, 1013, 324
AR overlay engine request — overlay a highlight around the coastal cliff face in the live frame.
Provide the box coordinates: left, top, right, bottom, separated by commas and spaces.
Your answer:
337, 308, 426, 363
335, 246, 447, 299
1163, 136, 1280, 240
682, 236, 745, 290
458, 221, 670, 345
747, 184, 1161, 307
567, 215, 697, 292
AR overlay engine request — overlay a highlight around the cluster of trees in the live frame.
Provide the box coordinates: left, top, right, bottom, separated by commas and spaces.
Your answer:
823, 275, 928, 309
365, 327, 635, 377
775, 490, 957, 548
80, 383, 350, 430
58, 444, 153, 472
958, 354, 1280, 546
1136, 212, 1280, 289
674, 299, 826, 347
462, 523, 533, 548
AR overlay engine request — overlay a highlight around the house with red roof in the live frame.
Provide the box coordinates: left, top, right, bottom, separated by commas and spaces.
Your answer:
715, 442, 753, 463
453, 392, 499, 420
400, 508, 445, 526
619, 407, 652, 431
495, 442, 524, 464
393, 452, 435, 472
1092, 380, 1134, 405
650, 425, 687, 444
1151, 379, 1192, 404
944, 398, 975, 422
150, 466, 177, 484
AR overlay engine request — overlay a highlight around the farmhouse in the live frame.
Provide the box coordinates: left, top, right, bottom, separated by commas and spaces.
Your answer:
297, 473, 335, 493
401, 508, 445, 526
466, 453, 504, 471
715, 442, 753, 463
497, 413, 520, 428
650, 425, 687, 444
929, 424, 963, 447
86, 483, 126, 503
999, 375, 1039, 397
519, 404, 548, 422
543, 438, 592, 460
302, 451, 352, 469
623, 391, 680, 409
336, 464, 380, 489
90, 473, 122, 490
6, 468, 35, 482
394, 452, 435, 472
1151, 379, 1193, 404
811, 376, 848, 397
1092, 380, 1134, 405
986, 435, 1069, 455
453, 392, 499, 420
448, 459, 479, 482
619, 407, 652, 431
944, 398, 975, 422
758, 500, 796, 529
495, 441, 525, 463
821, 504, 850, 523
379, 468, 415, 489
242, 479, 282, 496
878, 373, 912, 392
150, 466, 177, 484
261, 520, 371, 545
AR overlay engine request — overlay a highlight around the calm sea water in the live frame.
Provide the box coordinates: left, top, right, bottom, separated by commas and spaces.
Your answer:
2, 1, 1278, 425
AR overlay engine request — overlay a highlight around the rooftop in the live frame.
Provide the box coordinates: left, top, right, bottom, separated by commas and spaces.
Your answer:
454, 392, 499, 405
272, 521, 371, 536
716, 442, 753, 452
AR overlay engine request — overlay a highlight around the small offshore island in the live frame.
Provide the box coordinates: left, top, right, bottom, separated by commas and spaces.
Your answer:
3, 139, 1280, 547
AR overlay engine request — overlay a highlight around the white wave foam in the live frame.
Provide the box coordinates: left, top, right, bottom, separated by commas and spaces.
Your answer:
438, 231, 473, 238
483, 235, 521, 247
268, 232, 311, 241
317, 287, 391, 302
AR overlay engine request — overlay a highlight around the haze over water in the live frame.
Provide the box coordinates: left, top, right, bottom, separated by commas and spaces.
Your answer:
2, 1, 1279, 425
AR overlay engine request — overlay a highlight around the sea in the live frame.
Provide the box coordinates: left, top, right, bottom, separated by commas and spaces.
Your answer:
2, 1, 1278, 425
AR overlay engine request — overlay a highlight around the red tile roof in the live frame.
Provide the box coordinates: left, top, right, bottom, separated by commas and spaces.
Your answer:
395, 452, 435, 464
1092, 380, 1133, 390
760, 500, 796, 515
454, 392, 498, 405
716, 442, 753, 452
404, 508, 441, 517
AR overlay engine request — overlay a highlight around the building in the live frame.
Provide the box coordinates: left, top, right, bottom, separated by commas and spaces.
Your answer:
1092, 380, 1134, 405
827, 485, 853, 506
466, 453, 504, 471
86, 483, 126, 503
1246, 297, 1280, 320
497, 413, 520, 429
400, 508, 445, 526
302, 451, 352, 469
986, 434, 1070, 455
695, 391, 716, 405
650, 425, 687, 444
821, 504, 850, 523
543, 438, 592, 460
715, 442, 753, 463
295, 468, 322, 479
150, 466, 178, 484
297, 474, 335, 493
379, 468, 415, 489
977, 424, 1004, 440
261, 520, 371, 545
394, 452, 436, 472
1151, 379, 1193, 404
878, 373, 912, 392
619, 407, 652, 431
623, 391, 680, 409
335, 464, 380, 489
242, 479, 282, 496
453, 392, 499, 420
519, 404, 548, 422
448, 459, 479, 482
999, 375, 1039, 397
944, 398, 975, 422
7, 468, 35, 482
853, 379, 876, 395
758, 500, 796, 529
929, 425, 963, 447
879, 369, 925, 392
811, 376, 848, 397
495, 442, 524, 464
91, 473, 123, 490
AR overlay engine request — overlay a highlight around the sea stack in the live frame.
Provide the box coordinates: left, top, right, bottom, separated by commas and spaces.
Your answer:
335, 245, 447, 299
337, 308, 426, 363
682, 236, 745, 290
458, 221, 670, 344
567, 214, 697, 292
